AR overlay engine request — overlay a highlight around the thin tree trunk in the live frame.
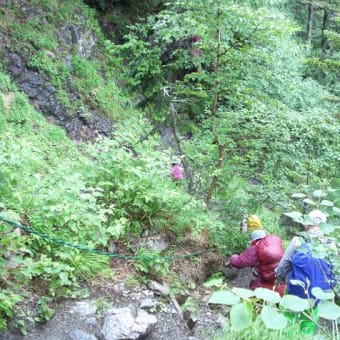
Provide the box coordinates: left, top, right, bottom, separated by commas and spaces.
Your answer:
306, 2, 314, 46
210, 9, 222, 118
205, 144, 225, 207
321, 8, 329, 50
205, 6, 225, 208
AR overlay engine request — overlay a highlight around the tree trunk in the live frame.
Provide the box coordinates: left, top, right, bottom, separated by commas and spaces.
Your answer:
321, 8, 329, 50
205, 6, 224, 208
205, 144, 225, 207
306, 2, 314, 47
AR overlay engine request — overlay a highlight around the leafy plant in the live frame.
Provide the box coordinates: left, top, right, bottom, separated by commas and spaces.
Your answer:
37, 297, 54, 323
284, 187, 340, 300
109, 0, 339, 213
211, 316, 307, 340
134, 248, 170, 278
208, 286, 339, 336
95, 298, 111, 315
28, 51, 69, 87
207, 189, 339, 336
0, 290, 22, 330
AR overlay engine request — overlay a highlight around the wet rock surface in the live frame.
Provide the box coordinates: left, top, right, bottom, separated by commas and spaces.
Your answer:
2, 48, 114, 142
0, 4, 114, 142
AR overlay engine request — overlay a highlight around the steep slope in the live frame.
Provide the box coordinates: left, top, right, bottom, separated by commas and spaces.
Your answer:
0, 1, 338, 338
0, 0, 120, 140
0, 2, 225, 333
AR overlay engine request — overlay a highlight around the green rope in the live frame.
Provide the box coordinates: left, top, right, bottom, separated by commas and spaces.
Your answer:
0, 215, 208, 261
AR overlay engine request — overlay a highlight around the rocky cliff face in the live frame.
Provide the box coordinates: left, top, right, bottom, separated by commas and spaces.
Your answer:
0, 0, 114, 141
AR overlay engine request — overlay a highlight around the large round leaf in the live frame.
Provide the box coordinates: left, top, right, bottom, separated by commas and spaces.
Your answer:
320, 200, 334, 207
261, 305, 287, 330
313, 190, 326, 198
332, 207, 340, 216
280, 295, 309, 312
320, 223, 336, 233
208, 290, 240, 305
284, 211, 303, 223
318, 301, 340, 320
230, 302, 252, 330
311, 287, 334, 300
303, 198, 316, 206
254, 287, 281, 304
232, 287, 255, 299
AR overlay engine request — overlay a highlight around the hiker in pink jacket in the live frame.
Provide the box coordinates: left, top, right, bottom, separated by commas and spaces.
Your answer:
171, 163, 184, 181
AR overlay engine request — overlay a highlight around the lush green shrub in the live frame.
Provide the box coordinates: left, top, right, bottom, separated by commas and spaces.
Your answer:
211, 317, 310, 340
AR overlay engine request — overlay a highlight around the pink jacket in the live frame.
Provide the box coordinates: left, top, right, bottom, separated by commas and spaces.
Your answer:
171, 164, 184, 180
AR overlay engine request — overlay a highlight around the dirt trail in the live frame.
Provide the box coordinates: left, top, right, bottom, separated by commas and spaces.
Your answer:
0, 268, 252, 340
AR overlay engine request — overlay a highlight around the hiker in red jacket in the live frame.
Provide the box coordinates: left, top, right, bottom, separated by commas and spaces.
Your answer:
230, 229, 285, 296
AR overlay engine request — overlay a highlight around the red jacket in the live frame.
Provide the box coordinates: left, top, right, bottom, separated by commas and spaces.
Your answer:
230, 237, 285, 296
231, 244, 258, 268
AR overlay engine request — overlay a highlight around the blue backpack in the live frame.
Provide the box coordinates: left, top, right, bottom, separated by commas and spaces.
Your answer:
287, 242, 336, 303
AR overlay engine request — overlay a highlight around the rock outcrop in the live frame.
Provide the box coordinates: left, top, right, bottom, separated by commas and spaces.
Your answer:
1, 2, 114, 141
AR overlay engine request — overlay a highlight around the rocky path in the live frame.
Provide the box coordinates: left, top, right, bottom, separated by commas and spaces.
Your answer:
0, 268, 251, 340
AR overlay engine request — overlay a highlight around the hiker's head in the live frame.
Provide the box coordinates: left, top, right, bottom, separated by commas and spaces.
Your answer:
192, 35, 201, 42
251, 229, 266, 241
248, 215, 262, 231
307, 210, 327, 229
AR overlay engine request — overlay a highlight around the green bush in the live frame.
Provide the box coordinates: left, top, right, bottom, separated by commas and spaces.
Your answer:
212, 317, 307, 340
28, 51, 69, 87
208, 286, 339, 338
134, 248, 170, 279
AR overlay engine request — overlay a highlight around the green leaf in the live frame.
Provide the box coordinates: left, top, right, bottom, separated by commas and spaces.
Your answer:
280, 295, 309, 312
332, 207, 340, 215
284, 211, 303, 223
312, 190, 326, 198
292, 193, 306, 199
303, 198, 315, 205
320, 223, 335, 233
59, 271, 70, 285
231, 287, 255, 299
208, 290, 240, 305
203, 277, 224, 287
289, 279, 305, 288
320, 200, 333, 207
318, 301, 340, 320
230, 302, 252, 330
254, 288, 281, 304
311, 287, 334, 300
261, 305, 287, 330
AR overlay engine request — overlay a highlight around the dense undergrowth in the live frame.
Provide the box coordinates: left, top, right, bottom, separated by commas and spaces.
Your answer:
0, 70, 219, 330
0, 0, 339, 335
